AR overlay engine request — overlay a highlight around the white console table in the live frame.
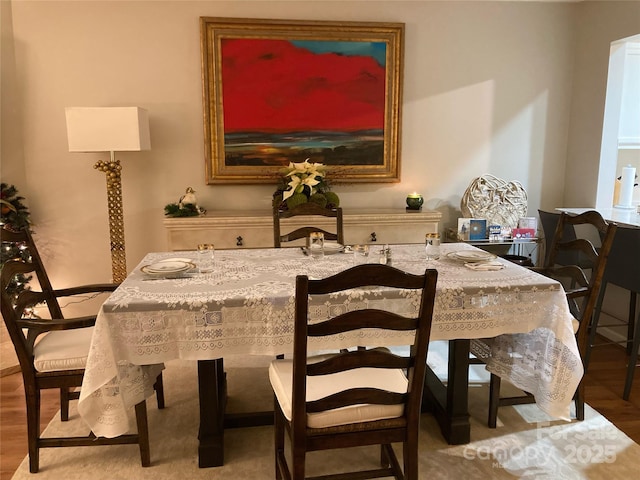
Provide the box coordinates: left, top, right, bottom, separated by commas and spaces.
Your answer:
163, 208, 441, 250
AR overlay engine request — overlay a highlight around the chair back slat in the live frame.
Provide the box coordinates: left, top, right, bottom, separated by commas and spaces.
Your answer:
282, 226, 339, 243
307, 350, 412, 376
307, 388, 407, 413
309, 263, 429, 293
308, 310, 417, 337
273, 202, 344, 247
557, 238, 600, 266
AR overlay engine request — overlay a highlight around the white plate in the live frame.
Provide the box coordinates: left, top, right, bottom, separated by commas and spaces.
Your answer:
323, 243, 345, 254
141, 261, 195, 275
446, 251, 497, 262
158, 257, 193, 263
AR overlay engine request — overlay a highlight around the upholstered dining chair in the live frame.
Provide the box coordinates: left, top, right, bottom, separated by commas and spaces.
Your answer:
585, 225, 640, 400
272, 202, 344, 248
0, 227, 164, 472
269, 264, 438, 480
486, 211, 617, 427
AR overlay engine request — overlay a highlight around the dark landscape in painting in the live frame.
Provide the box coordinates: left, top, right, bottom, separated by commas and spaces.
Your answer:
224, 130, 384, 166
220, 38, 386, 167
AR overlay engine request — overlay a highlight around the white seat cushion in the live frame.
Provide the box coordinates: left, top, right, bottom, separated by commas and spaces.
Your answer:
269, 354, 408, 429
572, 318, 580, 334
33, 327, 93, 372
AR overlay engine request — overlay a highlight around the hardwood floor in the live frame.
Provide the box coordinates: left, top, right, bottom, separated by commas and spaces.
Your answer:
0, 341, 638, 480
0, 371, 58, 479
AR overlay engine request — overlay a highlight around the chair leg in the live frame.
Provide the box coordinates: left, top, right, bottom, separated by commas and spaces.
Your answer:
60, 387, 70, 422
274, 398, 285, 480
586, 281, 608, 368
134, 400, 151, 467
623, 308, 640, 400
291, 436, 306, 480
574, 382, 585, 421
627, 292, 637, 356
154, 373, 165, 409
488, 373, 501, 428
403, 436, 418, 480
26, 388, 41, 473
380, 443, 389, 467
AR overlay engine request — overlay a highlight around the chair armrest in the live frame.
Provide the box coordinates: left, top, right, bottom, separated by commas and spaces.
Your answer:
18, 316, 97, 352
52, 283, 119, 297
18, 316, 97, 331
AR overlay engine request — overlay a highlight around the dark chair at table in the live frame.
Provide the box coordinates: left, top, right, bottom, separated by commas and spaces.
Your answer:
0, 227, 164, 472
273, 202, 344, 248
538, 209, 595, 268
269, 264, 438, 480
486, 211, 617, 427
585, 225, 640, 400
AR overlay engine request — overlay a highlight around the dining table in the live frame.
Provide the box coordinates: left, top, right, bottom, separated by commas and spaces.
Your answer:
77, 243, 582, 467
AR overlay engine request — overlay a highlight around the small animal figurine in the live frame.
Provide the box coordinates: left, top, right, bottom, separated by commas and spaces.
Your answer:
179, 187, 198, 208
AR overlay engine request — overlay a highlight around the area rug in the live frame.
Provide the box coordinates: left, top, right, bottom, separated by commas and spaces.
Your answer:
11, 342, 640, 479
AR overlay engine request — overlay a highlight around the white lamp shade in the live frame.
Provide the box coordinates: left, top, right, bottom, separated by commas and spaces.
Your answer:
65, 107, 151, 152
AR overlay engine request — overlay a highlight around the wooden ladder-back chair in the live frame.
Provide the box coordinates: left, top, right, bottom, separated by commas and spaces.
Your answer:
269, 264, 438, 480
0, 227, 164, 472
273, 202, 344, 248
487, 211, 617, 427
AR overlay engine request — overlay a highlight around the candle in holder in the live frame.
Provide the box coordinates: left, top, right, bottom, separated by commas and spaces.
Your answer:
406, 193, 423, 211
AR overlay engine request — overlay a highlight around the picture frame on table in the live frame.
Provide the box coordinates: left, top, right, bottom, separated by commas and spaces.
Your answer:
200, 17, 404, 184
469, 219, 488, 241
457, 218, 472, 241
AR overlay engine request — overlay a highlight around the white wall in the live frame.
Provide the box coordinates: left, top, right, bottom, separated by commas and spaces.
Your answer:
565, 1, 640, 207
1, 1, 637, 302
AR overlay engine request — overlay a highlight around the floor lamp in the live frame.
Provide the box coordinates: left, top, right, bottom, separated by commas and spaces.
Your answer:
65, 107, 151, 283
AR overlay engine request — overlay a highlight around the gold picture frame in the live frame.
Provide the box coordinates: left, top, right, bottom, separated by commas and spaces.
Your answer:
200, 17, 404, 184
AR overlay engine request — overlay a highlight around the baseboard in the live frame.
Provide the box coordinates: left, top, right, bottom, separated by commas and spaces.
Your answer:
598, 326, 628, 345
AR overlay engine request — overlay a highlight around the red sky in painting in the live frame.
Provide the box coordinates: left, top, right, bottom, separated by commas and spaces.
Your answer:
220, 39, 386, 133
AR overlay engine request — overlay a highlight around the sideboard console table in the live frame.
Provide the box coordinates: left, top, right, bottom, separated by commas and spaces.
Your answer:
163, 208, 442, 250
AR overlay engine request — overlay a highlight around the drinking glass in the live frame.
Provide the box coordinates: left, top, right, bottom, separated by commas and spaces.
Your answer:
425, 233, 441, 260
353, 244, 369, 264
308, 232, 324, 259
197, 243, 215, 272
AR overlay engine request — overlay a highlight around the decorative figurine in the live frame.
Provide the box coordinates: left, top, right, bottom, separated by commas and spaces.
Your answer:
164, 187, 206, 217
179, 187, 199, 209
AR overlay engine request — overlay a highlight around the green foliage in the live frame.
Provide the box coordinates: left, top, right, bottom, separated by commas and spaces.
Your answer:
1, 183, 31, 230
324, 191, 340, 208
1, 183, 33, 302
285, 193, 308, 210
164, 203, 200, 217
308, 193, 328, 208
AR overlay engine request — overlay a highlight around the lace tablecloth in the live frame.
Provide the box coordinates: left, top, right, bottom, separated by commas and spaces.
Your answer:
78, 243, 581, 437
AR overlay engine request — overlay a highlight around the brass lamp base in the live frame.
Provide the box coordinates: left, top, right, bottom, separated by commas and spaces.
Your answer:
94, 157, 126, 283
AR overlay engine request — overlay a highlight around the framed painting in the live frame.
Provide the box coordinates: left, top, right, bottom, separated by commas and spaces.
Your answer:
200, 17, 404, 184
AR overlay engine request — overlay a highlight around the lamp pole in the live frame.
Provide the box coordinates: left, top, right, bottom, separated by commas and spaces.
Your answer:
94, 152, 126, 283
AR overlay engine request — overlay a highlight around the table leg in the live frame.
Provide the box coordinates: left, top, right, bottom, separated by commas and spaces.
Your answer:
198, 359, 226, 467
422, 339, 471, 444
